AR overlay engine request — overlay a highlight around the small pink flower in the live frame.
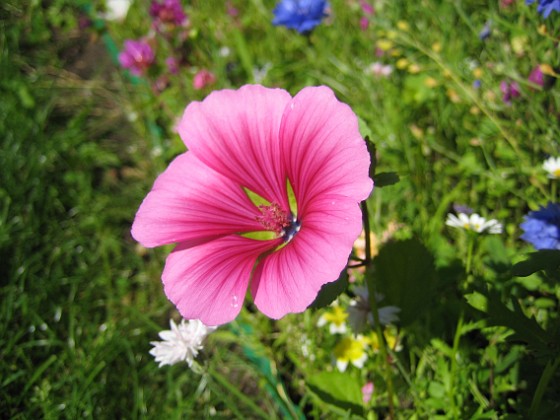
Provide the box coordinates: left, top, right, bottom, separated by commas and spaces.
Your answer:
166, 56, 179, 74
500, 80, 520, 105
528, 65, 544, 88
360, 0, 375, 15
150, 0, 187, 27
362, 381, 374, 403
118, 40, 155, 76
192, 69, 216, 90
131, 85, 373, 325
360, 17, 369, 31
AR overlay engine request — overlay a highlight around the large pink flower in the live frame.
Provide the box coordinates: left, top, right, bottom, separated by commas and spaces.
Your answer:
132, 85, 373, 325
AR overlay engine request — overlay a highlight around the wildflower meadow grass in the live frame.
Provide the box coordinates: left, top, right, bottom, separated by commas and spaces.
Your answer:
2, 0, 560, 418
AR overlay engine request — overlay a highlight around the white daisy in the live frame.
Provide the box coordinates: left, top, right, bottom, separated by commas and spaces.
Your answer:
543, 156, 560, 179
150, 319, 216, 368
445, 213, 502, 234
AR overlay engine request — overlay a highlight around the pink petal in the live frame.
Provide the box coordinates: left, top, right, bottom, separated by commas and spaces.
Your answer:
131, 152, 263, 248
251, 195, 362, 319
163, 235, 280, 325
177, 85, 292, 208
279, 86, 373, 214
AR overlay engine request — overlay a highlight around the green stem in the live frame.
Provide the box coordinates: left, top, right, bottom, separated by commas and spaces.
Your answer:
465, 234, 475, 286
529, 355, 560, 418
552, 180, 557, 203
448, 311, 464, 418
208, 366, 270, 419
362, 201, 395, 419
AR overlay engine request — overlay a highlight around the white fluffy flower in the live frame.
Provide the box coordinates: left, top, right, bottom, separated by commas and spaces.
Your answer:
543, 156, 560, 179
347, 286, 400, 333
100, 0, 132, 21
368, 62, 394, 77
150, 319, 216, 368
445, 213, 502, 234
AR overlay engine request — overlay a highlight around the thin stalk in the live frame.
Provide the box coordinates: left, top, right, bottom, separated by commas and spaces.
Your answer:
529, 355, 560, 418
208, 366, 270, 419
362, 201, 395, 419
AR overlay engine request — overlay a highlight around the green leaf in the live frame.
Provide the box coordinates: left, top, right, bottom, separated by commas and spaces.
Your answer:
308, 270, 348, 309
307, 371, 363, 415
479, 291, 553, 358
374, 172, 400, 188
371, 239, 436, 326
511, 250, 560, 277
465, 291, 488, 312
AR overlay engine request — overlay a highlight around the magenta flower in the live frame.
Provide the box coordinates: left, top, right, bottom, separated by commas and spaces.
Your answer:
131, 85, 373, 325
118, 40, 155, 76
500, 80, 520, 105
149, 0, 187, 27
192, 69, 216, 90
528, 65, 544, 88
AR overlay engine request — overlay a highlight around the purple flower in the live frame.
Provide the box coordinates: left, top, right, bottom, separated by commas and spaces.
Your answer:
150, 0, 187, 27
526, 0, 560, 18
272, 0, 329, 34
166, 56, 179, 74
528, 65, 544, 88
520, 203, 560, 250
479, 21, 492, 40
500, 81, 521, 104
118, 40, 155, 76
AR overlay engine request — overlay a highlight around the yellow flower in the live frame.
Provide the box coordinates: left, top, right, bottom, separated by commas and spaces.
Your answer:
376, 39, 394, 51
334, 336, 368, 372
540, 64, 555, 76
431, 42, 441, 53
511, 36, 527, 55
396, 58, 409, 70
446, 89, 461, 103
408, 63, 421, 74
397, 21, 409, 31
472, 67, 483, 79
424, 77, 438, 88
364, 328, 401, 352
317, 305, 348, 334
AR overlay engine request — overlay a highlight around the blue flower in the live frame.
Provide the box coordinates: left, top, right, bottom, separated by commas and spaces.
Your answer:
272, 0, 329, 33
526, 0, 560, 18
520, 203, 560, 250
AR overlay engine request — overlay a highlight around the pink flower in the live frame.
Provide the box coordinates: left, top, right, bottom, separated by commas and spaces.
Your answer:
166, 56, 179, 74
362, 381, 374, 403
149, 0, 187, 27
500, 80, 520, 105
360, 17, 369, 31
131, 85, 373, 325
118, 40, 155, 76
192, 69, 216, 90
528, 65, 544, 88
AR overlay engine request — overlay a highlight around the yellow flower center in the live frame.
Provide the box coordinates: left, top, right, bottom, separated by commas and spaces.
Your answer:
334, 337, 366, 362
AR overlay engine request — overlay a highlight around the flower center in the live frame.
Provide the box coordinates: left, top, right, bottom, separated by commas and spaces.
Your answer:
256, 203, 300, 241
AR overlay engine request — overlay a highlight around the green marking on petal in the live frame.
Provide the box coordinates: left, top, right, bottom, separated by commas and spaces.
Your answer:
286, 178, 298, 217
240, 231, 278, 241
243, 187, 271, 208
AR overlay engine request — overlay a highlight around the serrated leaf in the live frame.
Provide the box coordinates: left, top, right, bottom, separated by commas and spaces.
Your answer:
374, 172, 400, 188
482, 291, 553, 358
511, 250, 560, 277
307, 371, 364, 415
308, 270, 348, 309
370, 239, 436, 326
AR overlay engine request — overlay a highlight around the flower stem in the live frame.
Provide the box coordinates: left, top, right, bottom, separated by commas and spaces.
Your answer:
362, 200, 396, 419
529, 355, 560, 418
